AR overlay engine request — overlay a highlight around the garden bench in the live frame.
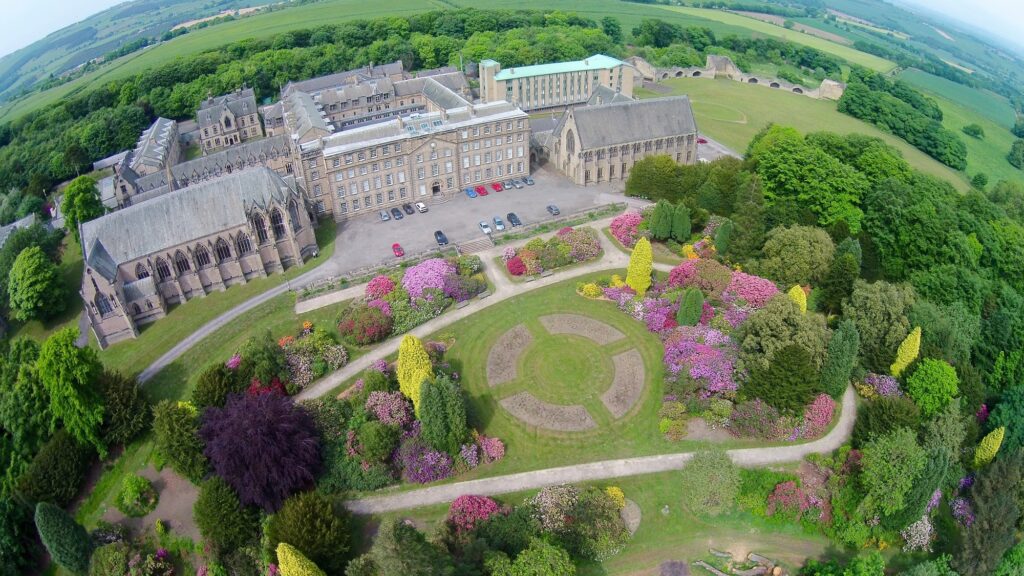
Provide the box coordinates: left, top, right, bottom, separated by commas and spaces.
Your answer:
456, 300, 470, 309
540, 270, 553, 278
477, 290, 492, 299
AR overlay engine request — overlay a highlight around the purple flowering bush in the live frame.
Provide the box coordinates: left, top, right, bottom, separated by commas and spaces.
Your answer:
365, 391, 413, 427
862, 373, 902, 397
663, 325, 739, 395
396, 437, 453, 484
951, 497, 975, 527
402, 259, 457, 299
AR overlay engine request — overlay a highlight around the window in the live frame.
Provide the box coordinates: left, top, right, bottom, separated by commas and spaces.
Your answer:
253, 214, 269, 244
332, 158, 340, 168
446, 177, 453, 189
445, 161, 453, 174
95, 293, 114, 316
394, 143, 401, 152
431, 164, 439, 177
398, 171, 406, 183
430, 150, 438, 160
345, 154, 353, 164
313, 184, 322, 196
416, 154, 423, 163
364, 195, 371, 207
463, 157, 470, 169
385, 174, 393, 186
339, 201, 348, 213
174, 251, 191, 275
236, 233, 252, 255
308, 159, 317, 170
352, 198, 360, 210
372, 163, 379, 172
417, 167, 425, 180
388, 190, 395, 201
135, 263, 149, 280
399, 187, 407, 198
362, 180, 370, 192
271, 209, 286, 239
288, 201, 301, 232
384, 160, 392, 169
397, 157, 404, 167
370, 148, 377, 158
376, 192, 383, 204
334, 172, 344, 182
195, 245, 212, 268
132, 303, 141, 316
374, 176, 382, 189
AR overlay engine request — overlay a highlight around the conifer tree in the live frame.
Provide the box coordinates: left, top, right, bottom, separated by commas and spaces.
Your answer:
891, 326, 922, 377
626, 237, 653, 296
397, 335, 433, 415
649, 201, 674, 240
277, 543, 327, 576
974, 427, 1005, 469
676, 288, 704, 326
34, 502, 92, 574
671, 203, 691, 242
420, 375, 467, 455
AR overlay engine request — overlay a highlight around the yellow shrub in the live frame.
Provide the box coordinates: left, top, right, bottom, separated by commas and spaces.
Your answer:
974, 426, 1005, 468
610, 274, 626, 288
580, 283, 604, 299
605, 486, 626, 509
626, 237, 653, 296
277, 543, 326, 576
682, 244, 698, 259
787, 285, 807, 313
854, 381, 878, 399
890, 326, 921, 377
397, 335, 433, 416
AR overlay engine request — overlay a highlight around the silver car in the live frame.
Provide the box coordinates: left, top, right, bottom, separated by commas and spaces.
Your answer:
493, 217, 505, 231
479, 220, 492, 235
379, 210, 390, 222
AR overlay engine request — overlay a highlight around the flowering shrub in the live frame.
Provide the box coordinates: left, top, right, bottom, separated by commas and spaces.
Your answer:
225, 354, 241, 370
127, 548, 175, 576
402, 259, 456, 299
477, 434, 505, 463
610, 212, 643, 247
459, 443, 479, 468
801, 394, 836, 439
370, 359, 389, 374
692, 236, 717, 259
722, 272, 779, 309
663, 325, 739, 395
863, 373, 902, 397
501, 246, 517, 262
579, 283, 604, 299
901, 516, 934, 552
730, 399, 782, 439
338, 305, 394, 345
618, 296, 676, 334
248, 377, 285, 396
506, 256, 526, 276
505, 228, 601, 277
668, 259, 733, 299
448, 495, 503, 532
951, 497, 974, 526
767, 481, 815, 519
927, 489, 942, 513
367, 298, 392, 317
605, 486, 626, 509
396, 438, 453, 484
366, 275, 396, 299
976, 403, 989, 423
285, 353, 313, 389
365, 391, 413, 427
703, 216, 725, 238
527, 484, 580, 533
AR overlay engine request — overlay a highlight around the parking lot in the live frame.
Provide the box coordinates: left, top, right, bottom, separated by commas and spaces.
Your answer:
328, 167, 623, 273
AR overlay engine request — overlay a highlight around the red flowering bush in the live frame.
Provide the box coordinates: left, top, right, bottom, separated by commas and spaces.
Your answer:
730, 399, 782, 439
447, 495, 503, 532
668, 259, 734, 299
338, 305, 393, 345
506, 256, 526, 276
610, 212, 643, 247
766, 480, 813, 519
366, 275, 396, 299
248, 377, 286, 396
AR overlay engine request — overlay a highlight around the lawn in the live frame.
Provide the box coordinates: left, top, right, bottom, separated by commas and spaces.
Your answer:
96, 221, 336, 378
363, 468, 832, 575
898, 69, 1016, 128
658, 6, 896, 72
5, 235, 84, 342
636, 77, 970, 191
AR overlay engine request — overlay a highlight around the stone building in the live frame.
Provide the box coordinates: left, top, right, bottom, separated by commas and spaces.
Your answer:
81, 168, 317, 347
478, 54, 635, 111
111, 117, 181, 205
116, 134, 294, 207
197, 88, 263, 153
536, 95, 698, 185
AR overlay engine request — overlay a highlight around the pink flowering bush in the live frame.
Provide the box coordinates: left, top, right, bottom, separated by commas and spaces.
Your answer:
367, 298, 392, 317
610, 212, 643, 247
667, 259, 733, 299
225, 354, 241, 370
730, 399, 782, 439
506, 255, 526, 276
722, 272, 779, 309
366, 275, 396, 299
448, 495, 503, 532
801, 394, 835, 439
365, 391, 413, 427
501, 246, 517, 263
402, 259, 456, 299
477, 434, 505, 463
369, 359, 389, 374
662, 325, 739, 395
527, 484, 580, 533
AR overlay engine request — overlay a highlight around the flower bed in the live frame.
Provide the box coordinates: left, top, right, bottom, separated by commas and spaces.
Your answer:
502, 227, 601, 277
339, 255, 487, 345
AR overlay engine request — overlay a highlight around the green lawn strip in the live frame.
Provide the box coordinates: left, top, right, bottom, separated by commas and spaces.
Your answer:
637, 78, 970, 191
97, 221, 336, 377
74, 435, 157, 528
601, 227, 683, 265
658, 6, 895, 72
6, 235, 84, 342
360, 468, 832, 575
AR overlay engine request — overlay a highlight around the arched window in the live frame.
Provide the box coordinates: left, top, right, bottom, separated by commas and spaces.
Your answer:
195, 245, 211, 268
131, 303, 141, 315
565, 129, 575, 155
252, 214, 268, 244
215, 238, 232, 262
236, 233, 253, 255
174, 251, 191, 275
135, 263, 149, 280
288, 200, 301, 232
95, 293, 113, 316
271, 209, 286, 240
155, 258, 171, 281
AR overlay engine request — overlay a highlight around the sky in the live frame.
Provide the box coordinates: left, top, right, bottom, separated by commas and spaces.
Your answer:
1, 0, 125, 58
897, 0, 1024, 51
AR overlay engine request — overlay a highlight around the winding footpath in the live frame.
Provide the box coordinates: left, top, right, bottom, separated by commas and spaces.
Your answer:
346, 386, 856, 514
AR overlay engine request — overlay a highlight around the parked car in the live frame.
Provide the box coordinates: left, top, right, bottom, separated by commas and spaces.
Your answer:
490, 182, 503, 192
392, 243, 404, 257
507, 212, 522, 227
523, 175, 535, 185
503, 180, 514, 190
493, 217, 505, 231
475, 185, 489, 197
546, 204, 560, 216
697, 136, 709, 144
401, 203, 415, 215
390, 207, 404, 220
379, 210, 390, 222
510, 179, 524, 189
479, 221, 492, 235
464, 187, 478, 199
434, 230, 448, 246
415, 202, 428, 213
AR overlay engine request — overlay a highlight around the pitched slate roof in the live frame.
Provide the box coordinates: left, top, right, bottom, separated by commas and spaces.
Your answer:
123, 276, 157, 301
82, 168, 300, 279
130, 118, 176, 172
135, 135, 292, 192
569, 96, 696, 149
284, 90, 333, 140
586, 85, 633, 106
489, 54, 624, 81
197, 88, 258, 129
283, 61, 405, 97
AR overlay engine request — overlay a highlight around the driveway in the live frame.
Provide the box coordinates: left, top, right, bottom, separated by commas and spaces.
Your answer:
697, 134, 741, 161
323, 167, 621, 274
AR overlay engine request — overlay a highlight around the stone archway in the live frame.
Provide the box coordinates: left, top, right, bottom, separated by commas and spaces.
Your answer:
793, 87, 804, 94
747, 77, 758, 84
770, 82, 781, 88
692, 70, 702, 77
675, 70, 684, 77
431, 181, 441, 195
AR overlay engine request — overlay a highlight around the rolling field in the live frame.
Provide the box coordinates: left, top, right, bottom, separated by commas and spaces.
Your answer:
898, 68, 1016, 128
638, 78, 970, 190
658, 6, 896, 72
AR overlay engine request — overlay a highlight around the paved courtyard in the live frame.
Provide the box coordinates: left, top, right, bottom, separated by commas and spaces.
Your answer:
324, 166, 622, 273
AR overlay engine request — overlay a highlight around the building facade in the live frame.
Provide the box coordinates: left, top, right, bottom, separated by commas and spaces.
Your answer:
111, 117, 181, 206
478, 54, 634, 111
81, 168, 317, 347
197, 88, 263, 153
537, 95, 698, 185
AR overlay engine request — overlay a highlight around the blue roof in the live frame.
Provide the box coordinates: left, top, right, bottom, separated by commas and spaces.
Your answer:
492, 54, 624, 81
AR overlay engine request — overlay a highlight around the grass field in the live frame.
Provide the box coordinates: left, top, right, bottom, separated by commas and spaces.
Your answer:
659, 6, 896, 72
898, 69, 1016, 128
364, 468, 831, 575
637, 77, 970, 190
96, 221, 337, 382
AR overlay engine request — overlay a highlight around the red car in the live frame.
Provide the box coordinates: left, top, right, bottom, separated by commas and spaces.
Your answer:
490, 182, 504, 192
697, 137, 708, 144
392, 243, 404, 257
475, 185, 489, 197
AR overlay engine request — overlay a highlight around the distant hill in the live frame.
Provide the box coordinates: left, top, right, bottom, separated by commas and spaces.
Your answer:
0, 0, 266, 103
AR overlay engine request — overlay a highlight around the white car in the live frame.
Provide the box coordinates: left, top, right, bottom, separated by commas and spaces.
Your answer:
479, 220, 492, 235
415, 202, 428, 213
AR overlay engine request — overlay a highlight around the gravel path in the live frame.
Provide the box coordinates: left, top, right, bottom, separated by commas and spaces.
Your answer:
345, 386, 856, 514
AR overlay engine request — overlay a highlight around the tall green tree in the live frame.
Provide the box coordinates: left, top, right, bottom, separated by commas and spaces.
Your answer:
37, 328, 106, 457
905, 359, 959, 418
754, 225, 835, 286
860, 427, 927, 517
624, 155, 679, 201
7, 246, 65, 322
152, 400, 207, 483
956, 451, 1024, 576
0, 338, 49, 488
193, 477, 259, 553
34, 502, 92, 574
671, 203, 691, 242
746, 344, 820, 414
648, 200, 674, 240
62, 176, 104, 243
360, 518, 454, 576
484, 538, 576, 576
600, 16, 622, 43
676, 288, 703, 327
819, 319, 859, 399
419, 374, 467, 455
842, 280, 915, 373
1009, 139, 1024, 169
267, 490, 351, 576
819, 252, 859, 315
0, 223, 62, 310
679, 450, 740, 517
